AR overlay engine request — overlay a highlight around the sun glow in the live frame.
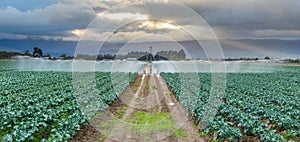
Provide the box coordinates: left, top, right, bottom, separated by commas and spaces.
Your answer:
139, 20, 179, 30
71, 30, 85, 37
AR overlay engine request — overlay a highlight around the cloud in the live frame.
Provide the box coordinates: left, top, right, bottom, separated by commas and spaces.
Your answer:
171, 0, 300, 38
97, 12, 148, 21
0, 32, 27, 40
0, 0, 300, 41
177, 0, 300, 39
251, 29, 300, 39
0, 0, 109, 36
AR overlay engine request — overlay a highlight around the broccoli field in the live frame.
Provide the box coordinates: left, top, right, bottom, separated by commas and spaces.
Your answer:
0, 65, 299, 142
161, 69, 300, 141
0, 71, 137, 142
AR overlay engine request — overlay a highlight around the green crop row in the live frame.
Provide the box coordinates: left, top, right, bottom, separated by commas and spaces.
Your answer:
0, 71, 137, 142
161, 71, 300, 142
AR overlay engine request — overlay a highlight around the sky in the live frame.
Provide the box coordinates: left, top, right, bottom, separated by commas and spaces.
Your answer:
0, 0, 300, 58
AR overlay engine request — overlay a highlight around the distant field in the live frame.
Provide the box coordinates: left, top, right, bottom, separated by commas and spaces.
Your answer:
0, 59, 296, 72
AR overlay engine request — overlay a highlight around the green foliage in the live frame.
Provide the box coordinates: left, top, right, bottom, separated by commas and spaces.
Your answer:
129, 111, 169, 125
99, 135, 107, 141
128, 111, 175, 133
197, 132, 207, 137
161, 71, 300, 141
171, 129, 187, 138
0, 71, 137, 142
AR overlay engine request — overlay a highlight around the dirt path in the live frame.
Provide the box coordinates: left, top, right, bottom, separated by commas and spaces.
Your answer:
70, 66, 204, 142
152, 74, 204, 142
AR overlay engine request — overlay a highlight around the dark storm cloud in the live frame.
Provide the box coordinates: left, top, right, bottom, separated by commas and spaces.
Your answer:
0, 0, 104, 36
0, 0, 300, 40
100, 0, 300, 39
178, 0, 300, 29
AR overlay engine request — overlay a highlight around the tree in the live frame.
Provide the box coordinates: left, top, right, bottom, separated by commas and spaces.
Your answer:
33, 47, 43, 57
177, 49, 186, 59
24, 50, 31, 56
264, 56, 270, 60
59, 54, 67, 59
43, 54, 51, 59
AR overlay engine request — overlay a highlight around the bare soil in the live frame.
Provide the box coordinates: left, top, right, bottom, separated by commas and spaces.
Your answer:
70, 72, 204, 142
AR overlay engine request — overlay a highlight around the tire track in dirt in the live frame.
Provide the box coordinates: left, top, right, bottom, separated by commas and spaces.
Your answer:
71, 66, 205, 142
